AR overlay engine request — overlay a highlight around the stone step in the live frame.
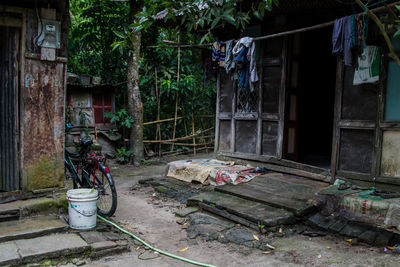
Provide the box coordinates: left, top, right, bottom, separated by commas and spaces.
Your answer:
0, 208, 19, 222
214, 174, 326, 216
0, 233, 90, 266
0, 216, 68, 243
188, 191, 296, 227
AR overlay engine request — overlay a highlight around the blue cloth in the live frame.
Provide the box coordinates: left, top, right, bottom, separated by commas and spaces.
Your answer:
332, 15, 354, 66
234, 46, 249, 88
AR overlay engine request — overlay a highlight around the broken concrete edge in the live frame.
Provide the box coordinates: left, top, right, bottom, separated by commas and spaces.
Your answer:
306, 212, 400, 247
20, 195, 68, 217
20, 245, 91, 265
0, 224, 68, 243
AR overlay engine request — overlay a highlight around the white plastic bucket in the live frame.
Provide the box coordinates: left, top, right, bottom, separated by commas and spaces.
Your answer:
67, 189, 98, 230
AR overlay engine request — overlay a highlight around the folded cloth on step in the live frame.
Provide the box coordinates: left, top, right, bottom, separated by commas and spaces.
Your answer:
209, 165, 261, 186
167, 159, 234, 184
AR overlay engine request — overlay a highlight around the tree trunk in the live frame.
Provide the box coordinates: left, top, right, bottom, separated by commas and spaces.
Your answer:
127, 28, 143, 166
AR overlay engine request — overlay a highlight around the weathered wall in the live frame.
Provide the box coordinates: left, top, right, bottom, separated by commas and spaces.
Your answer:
23, 59, 65, 190
21, 1, 68, 191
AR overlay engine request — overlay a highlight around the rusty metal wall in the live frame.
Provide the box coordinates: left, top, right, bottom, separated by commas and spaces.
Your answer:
23, 59, 65, 191
0, 26, 19, 192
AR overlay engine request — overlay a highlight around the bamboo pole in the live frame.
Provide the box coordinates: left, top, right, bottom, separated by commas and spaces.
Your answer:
143, 117, 184, 125
143, 127, 214, 143
191, 88, 196, 155
171, 34, 180, 152
155, 66, 161, 157
146, 1, 400, 49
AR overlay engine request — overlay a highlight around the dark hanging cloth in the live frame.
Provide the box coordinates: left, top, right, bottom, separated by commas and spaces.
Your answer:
212, 41, 225, 67
332, 15, 354, 66
234, 46, 250, 88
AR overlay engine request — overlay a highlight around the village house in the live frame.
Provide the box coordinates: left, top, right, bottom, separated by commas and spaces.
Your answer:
0, 0, 69, 199
214, 0, 400, 192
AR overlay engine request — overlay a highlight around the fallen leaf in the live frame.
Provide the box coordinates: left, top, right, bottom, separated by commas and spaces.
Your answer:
136, 247, 140, 250
178, 247, 188, 252
317, 254, 322, 259
128, 228, 137, 231
279, 228, 284, 234
266, 244, 275, 250
263, 251, 271, 254
345, 238, 352, 243
387, 246, 395, 250
253, 234, 259, 241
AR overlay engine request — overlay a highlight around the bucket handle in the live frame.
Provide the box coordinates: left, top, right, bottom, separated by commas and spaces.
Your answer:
71, 205, 97, 217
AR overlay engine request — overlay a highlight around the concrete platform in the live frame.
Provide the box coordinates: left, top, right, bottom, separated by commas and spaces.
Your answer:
0, 215, 68, 242
188, 191, 295, 226
215, 172, 328, 216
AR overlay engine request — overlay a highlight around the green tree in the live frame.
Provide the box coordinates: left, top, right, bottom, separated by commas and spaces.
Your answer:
115, 0, 279, 165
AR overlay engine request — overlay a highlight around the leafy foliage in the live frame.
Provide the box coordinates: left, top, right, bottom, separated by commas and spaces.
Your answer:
114, 147, 134, 164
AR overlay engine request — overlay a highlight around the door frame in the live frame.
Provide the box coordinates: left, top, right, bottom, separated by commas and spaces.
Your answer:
0, 6, 26, 194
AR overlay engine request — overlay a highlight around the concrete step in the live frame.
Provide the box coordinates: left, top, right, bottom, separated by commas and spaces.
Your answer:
0, 208, 19, 222
215, 173, 326, 216
188, 191, 296, 227
0, 224, 130, 266
0, 233, 90, 266
0, 215, 68, 242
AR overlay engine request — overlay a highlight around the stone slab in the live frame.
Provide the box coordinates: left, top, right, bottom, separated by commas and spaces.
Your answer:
0, 241, 20, 266
215, 173, 326, 216
79, 231, 108, 244
175, 207, 199, 217
0, 216, 68, 242
15, 233, 89, 263
91, 241, 117, 251
189, 191, 295, 226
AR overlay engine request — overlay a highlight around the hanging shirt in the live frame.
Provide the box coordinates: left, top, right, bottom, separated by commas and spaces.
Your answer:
332, 15, 354, 66
232, 37, 258, 91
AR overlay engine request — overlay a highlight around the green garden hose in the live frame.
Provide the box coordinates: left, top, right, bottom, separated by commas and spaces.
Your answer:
97, 214, 217, 267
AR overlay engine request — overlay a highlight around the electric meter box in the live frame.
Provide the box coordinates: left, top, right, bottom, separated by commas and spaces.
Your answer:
37, 19, 61, 49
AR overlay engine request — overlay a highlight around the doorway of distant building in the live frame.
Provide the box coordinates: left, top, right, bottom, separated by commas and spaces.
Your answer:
283, 27, 336, 169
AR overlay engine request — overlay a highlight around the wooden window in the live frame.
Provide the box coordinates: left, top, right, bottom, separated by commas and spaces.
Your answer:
93, 93, 112, 124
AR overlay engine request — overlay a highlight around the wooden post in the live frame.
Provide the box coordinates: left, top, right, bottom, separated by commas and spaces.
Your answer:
192, 113, 196, 155
214, 71, 221, 153
171, 34, 180, 151
330, 59, 344, 183
277, 38, 288, 159
256, 43, 264, 156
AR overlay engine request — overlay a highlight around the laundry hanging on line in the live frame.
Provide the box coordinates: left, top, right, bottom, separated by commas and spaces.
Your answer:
332, 13, 369, 66
212, 41, 225, 67
353, 46, 381, 85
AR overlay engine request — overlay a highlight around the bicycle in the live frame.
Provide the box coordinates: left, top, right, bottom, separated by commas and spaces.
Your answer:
64, 124, 117, 217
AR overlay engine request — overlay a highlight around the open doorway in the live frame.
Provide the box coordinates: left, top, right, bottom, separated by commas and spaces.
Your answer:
283, 27, 336, 169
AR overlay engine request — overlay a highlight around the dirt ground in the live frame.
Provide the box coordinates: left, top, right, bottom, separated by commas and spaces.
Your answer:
83, 153, 400, 267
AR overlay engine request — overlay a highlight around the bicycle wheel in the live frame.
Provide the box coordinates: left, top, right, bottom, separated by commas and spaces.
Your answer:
64, 158, 79, 189
87, 163, 117, 217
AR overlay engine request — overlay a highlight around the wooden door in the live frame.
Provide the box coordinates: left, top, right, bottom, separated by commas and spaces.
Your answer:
216, 37, 288, 159
0, 26, 20, 191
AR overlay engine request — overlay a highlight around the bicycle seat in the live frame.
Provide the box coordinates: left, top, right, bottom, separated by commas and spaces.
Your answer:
80, 139, 93, 148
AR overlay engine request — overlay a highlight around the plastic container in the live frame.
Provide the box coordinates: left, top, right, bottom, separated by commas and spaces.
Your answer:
66, 189, 98, 230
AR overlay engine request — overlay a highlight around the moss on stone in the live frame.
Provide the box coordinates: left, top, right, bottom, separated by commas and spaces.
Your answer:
154, 185, 168, 193
25, 155, 64, 191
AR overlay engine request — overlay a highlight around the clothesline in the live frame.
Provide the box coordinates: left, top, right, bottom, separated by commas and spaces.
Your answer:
150, 0, 400, 49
